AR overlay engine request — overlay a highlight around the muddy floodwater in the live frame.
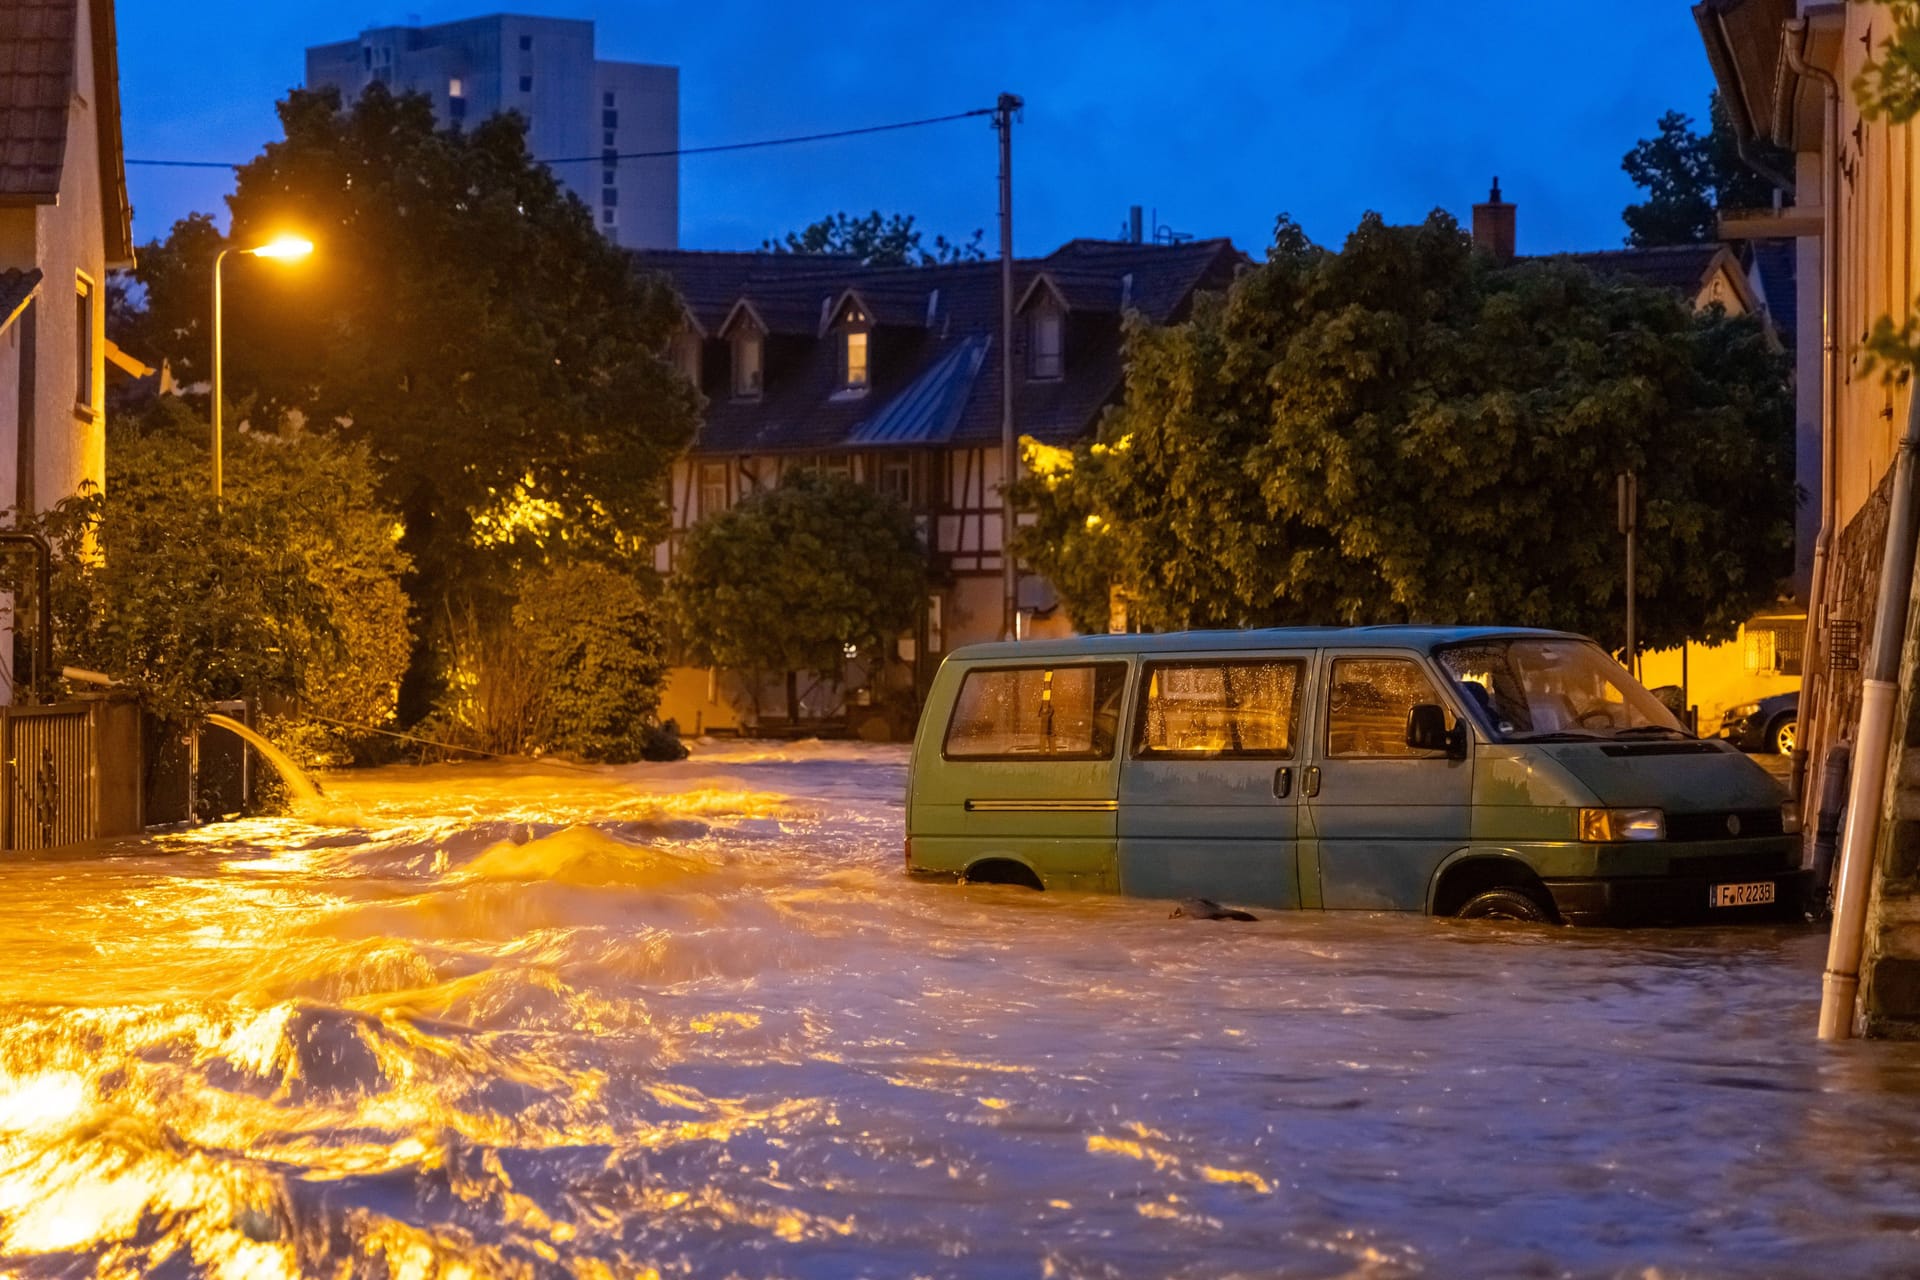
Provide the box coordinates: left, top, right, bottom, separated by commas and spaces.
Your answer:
2, 742, 1918, 1278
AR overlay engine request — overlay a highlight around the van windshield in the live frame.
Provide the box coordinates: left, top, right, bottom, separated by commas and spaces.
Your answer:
1435, 638, 1688, 743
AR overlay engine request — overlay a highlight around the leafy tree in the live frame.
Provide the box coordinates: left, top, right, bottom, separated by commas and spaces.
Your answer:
114, 85, 699, 720
764, 210, 985, 266
1013, 211, 1795, 652
23, 396, 411, 733
668, 470, 926, 720
429, 562, 679, 762
1621, 93, 1788, 246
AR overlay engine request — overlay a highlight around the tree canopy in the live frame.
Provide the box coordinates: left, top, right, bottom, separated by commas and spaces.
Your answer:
1620, 93, 1787, 247
26, 397, 412, 731
118, 86, 697, 614
764, 211, 986, 266
1012, 212, 1796, 652
668, 470, 925, 698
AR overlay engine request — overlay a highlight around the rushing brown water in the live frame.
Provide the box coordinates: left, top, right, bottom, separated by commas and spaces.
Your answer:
1, 741, 1917, 1278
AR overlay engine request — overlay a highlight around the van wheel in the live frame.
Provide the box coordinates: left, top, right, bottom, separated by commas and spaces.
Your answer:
1455, 887, 1552, 922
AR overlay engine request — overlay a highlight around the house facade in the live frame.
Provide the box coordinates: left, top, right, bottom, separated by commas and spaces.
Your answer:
1698, 0, 1920, 1035
635, 239, 1245, 736
0, 0, 130, 520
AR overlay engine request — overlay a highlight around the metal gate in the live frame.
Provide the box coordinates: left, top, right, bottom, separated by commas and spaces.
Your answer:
0, 700, 142, 852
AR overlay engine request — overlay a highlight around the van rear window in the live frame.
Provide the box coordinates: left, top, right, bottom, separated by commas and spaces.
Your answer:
944, 664, 1128, 760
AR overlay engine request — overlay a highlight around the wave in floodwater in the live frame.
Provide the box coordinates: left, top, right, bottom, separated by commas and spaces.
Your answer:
0, 740, 1917, 1278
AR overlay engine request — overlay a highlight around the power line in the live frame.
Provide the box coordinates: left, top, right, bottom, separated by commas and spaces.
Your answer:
127, 105, 998, 172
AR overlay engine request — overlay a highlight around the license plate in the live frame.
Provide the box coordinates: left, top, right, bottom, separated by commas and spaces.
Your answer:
1709, 880, 1777, 908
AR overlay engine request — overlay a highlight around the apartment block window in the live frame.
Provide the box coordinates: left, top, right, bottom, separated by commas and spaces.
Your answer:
604, 168, 616, 186
603, 130, 615, 147
603, 109, 619, 129
842, 328, 870, 390
602, 148, 619, 166
603, 209, 616, 226
519, 34, 533, 50
449, 97, 468, 122
604, 90, 616, 107
1029, 304, 1063, 379
519, 75, 534, 93
448, 77, 463, 97
74, 275, 93, 409
732, 328, 764, 398
602, 187, 618, 208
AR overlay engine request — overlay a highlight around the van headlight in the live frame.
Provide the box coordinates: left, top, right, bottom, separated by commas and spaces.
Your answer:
1578, 807, 1666, 842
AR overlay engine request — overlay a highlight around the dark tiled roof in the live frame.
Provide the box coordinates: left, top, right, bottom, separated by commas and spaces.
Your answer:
1747, 238, 1796, 348
636, 239, 1246, 457
0, 0, 75, 199
1547, 244, 1725, 294
633, 249, 861, 335
0, 267, 42, 330
0, 0, 132, 262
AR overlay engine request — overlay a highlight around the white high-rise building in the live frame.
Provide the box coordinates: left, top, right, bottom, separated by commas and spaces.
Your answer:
306, 15, 677, 249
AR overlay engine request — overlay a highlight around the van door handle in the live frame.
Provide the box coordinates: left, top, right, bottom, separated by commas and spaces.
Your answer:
1302, 765, 1321, 798
1273, 766, 1291, 798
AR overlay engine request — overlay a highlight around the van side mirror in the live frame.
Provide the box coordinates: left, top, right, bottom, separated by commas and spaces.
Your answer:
1407, 703, 1464, 757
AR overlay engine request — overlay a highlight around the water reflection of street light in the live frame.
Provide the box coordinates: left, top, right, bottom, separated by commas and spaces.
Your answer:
211, 235, 313, 497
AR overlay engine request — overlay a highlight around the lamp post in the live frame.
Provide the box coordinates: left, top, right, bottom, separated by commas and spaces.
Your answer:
211, 235, 313, 497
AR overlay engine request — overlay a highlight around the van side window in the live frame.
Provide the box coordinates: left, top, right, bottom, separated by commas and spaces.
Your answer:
1134, 660, 1301, 758
944, 664, 1128, 759
1326, 658, 1451, 758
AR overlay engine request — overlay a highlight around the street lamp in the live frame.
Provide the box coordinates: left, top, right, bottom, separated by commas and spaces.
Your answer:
211, 235, 313, 497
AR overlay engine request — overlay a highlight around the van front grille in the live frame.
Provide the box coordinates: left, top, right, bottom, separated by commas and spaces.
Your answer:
1665, 810, 1786, 843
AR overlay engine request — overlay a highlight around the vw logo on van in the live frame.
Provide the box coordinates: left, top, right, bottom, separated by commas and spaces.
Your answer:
1726, 814, 1742, 837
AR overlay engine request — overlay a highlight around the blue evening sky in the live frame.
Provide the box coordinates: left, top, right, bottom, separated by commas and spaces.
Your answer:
118, 1, 1715, 258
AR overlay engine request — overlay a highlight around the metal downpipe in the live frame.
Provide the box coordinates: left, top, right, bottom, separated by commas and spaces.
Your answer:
1818, 389, 1920, 1040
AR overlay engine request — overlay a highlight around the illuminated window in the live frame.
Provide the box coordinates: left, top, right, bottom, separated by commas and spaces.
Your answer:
74, 274, 93, 409
1029, 304, 1063, 379
1134, 660, 1302, 758
1326, 658, 1451, 758
448, 77, 463, 97
732, 327, 763, 398
843, 328, 869, 390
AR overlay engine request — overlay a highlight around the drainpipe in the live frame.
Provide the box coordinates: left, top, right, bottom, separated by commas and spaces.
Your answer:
1785, 19, 1842, 817
1817, 389, 1920, 1040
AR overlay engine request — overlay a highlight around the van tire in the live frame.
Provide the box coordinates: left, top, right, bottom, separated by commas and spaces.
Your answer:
962, 859, 1044, 891
1455, 887, 1553, 922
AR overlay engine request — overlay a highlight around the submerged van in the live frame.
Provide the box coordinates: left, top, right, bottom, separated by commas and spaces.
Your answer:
905, 627, 1805, 925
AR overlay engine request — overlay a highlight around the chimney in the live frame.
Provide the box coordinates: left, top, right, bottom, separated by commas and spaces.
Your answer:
1472, 177, 1516, 262
1128, 205, 1144, 244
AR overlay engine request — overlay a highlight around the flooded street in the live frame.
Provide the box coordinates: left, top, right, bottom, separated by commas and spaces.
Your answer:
1, 742, 1917, 1278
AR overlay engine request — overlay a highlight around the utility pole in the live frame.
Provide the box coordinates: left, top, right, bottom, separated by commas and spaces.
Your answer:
996, 92, 1023, 641
1618, 471, 1638, 674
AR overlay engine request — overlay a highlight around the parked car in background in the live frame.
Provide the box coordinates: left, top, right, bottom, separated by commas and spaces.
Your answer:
1718, 691, 1798, 755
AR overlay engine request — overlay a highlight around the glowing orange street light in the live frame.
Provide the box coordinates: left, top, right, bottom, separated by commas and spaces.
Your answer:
211, 235, 314, 497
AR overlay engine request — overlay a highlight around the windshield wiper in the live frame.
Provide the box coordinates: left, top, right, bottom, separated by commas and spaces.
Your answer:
1505, 730, 1609, 743
1612, 725, 1693, 739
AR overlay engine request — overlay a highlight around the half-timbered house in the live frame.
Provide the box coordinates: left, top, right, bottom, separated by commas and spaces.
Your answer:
635, 237, 1244, 735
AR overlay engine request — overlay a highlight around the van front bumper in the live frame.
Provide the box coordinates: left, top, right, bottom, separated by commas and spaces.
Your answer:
1541, 869, 1811, 926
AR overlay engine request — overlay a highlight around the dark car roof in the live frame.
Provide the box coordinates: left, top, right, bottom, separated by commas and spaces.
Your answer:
951, 625, 1585, 663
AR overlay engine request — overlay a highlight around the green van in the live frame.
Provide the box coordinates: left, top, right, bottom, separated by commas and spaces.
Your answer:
905, 627, 1805, 925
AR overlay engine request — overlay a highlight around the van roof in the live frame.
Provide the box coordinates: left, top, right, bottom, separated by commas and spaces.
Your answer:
950, 625, 1585, 663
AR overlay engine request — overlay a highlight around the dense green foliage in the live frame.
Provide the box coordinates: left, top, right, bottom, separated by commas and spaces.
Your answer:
427, 562, 676, 763
1621, 94, 1786, 247
26, 398, 411, 731
112, 85, 698, 726
669, 471, 925, 692
1855, 5, 1920, 372
123, 91, 696, 593
1012, 212, 1796, 652
764, 211, 985, 266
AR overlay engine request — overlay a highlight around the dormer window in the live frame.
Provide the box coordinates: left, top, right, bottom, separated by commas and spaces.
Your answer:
671, 329, 702, 388
1029, 303, 1063, 380
843, 329, 869, 391
732, 325, 763, 399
